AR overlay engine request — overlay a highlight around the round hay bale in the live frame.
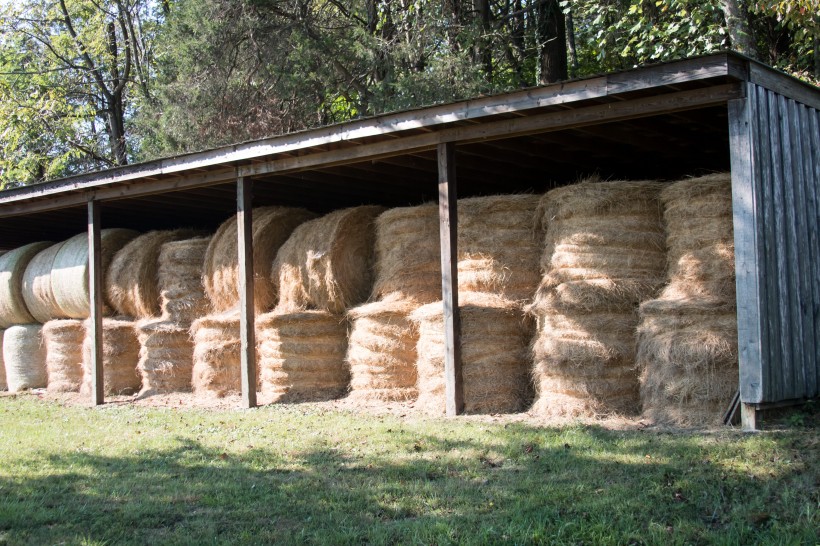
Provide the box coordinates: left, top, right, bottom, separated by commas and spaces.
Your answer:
80, 317, 141, 396
346, 300, 418, 402
203, 207, 316, 313
52, 229, 140, 319
411, 295, 534, 414
372, 204, 442, 305
274, 205, 384, 313
257, 310, 349, 402
457, 194, 541, 301
21, 241, 68, 324
106, 229, 202, 320
43, 319, 85, 393
0, 242, 53, 327
0, 329, 6, 390
136, 318, 194, 395
3, 324, 47, 392
190, 310, 243, 397
158, 236, 212, 325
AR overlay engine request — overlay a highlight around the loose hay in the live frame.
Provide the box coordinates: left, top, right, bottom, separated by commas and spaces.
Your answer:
137, 319, 194, 395
43, 319, 85, 393
106, 229, 202, 320
21, 241, 68, 323
203, 207, 316, 313
158, 236, 212, 325
638, 173, 738, 427
274, 205, 384, 313
346, 300, 418, 402
190, 310, 243, 397
3, 324, 47, 392
257, 310, 349, 402
411, 295, 534, 414
81, 317, 141, 396
52, 229, 140, 319
0, 242, 52, 327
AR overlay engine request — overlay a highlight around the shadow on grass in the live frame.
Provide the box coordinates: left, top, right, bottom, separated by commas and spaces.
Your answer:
0, 423, 816, 545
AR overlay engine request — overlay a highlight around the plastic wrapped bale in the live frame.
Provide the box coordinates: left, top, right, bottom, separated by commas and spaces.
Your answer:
106, 229, 202, 320
273, 205, 384, 313
136, 319, 194, 395
637, 173, 738, 426
158, 236, 212, 325
43, 319, 85, 393
0, 242, 52, 327
3, 324, 47, 392
190, 310, 243, 397
203, 207, 316, 313
51, 229, 139, 319
81, 317, 141, 396
411, 295, 534, 414
345, 300, 418, 402
257, 310, 349, 402
21, 241, 68, 323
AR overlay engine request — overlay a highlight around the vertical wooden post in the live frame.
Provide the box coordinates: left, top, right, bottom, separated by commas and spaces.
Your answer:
437, 142, 464, 416
741, 403, 758, 432
237, 177, 257, 408
87, 200, 104, 406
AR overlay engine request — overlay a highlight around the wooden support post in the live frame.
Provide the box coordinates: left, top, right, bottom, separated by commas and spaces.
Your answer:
237, 177, 257, 408
87, 200, 104, 406
741, 403, 758, 431
437, 142, 464, 417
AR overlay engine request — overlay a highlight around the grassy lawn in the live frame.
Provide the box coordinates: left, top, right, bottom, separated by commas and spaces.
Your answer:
0, 395, 817, 545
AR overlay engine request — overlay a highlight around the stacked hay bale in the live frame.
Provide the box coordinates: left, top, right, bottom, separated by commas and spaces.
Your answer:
637, 173, 738, 426
529, 178, 666, 417
81, 317, 141, 396
3, 324, 47, 392
258, 206, 383, 402
192, 207, 315, 397
158, 236, 212, 324
43, 319, 85, 393
22, 241, 68, 323
0, 242, 52, 327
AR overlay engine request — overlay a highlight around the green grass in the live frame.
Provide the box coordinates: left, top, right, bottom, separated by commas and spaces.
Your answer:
0, 396, 817, 545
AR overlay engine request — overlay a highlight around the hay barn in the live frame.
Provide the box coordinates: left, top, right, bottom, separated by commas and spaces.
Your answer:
0, 53, 817, 429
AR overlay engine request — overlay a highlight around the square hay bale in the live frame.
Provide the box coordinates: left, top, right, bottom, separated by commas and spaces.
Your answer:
3, 324, 47, 392
158, 236, 212, 326
190, 310, 244, 397
137, 319, 195, 395
81, 317, 141, 396
43, 319, 85, 393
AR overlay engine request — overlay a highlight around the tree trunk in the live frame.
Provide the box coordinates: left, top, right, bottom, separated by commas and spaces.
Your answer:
475, 0, 492, 82
537, 0, 567, 84
108, 92, 128, 166
722, 0, 756, 59
566, 9, 578, 78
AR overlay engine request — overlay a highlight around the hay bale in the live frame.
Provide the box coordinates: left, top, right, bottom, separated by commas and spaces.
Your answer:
274, 205, 384, 313
203, 207, 316, 313
190, 310, 243, 397
411, 295, 534, 414
158, 236, 212, 325
0, 242, 52, 327
346, 300, 418, 402
136, 319, 194, 395
43, 319, 85, 393
21, 241, 68, 324
52, 229, 140, 319
3, 324, 47, 392
106, 229, 202, 320
257, 310, 349, 402
638, 173, 737, 426
81, 317, 141, 396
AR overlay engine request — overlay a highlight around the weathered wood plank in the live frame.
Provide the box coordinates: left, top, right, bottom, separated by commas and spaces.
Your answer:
237, 177, 257, 409
87, 200, 104, 406
741, 403, 758, 431
807, 108, 820, 397
748, 62, 820, 112
729, 90, 765, 404
437, 142, 464, 417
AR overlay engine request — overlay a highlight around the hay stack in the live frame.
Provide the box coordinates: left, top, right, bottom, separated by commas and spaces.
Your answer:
529, 178, 666, 418
458, 194, 541, 301
257, 310, 349, 402
203, 207, 316, 313
43, 319, 85, 393
274, 205, 384, 313
21, 241, 68, 323
0, 329, 5, 391
137, 319, 194, 394
158, 236, 211, 325
81, 317, 141, 396
0, 242, 52, 327
411, 295, 533, 414
3, 324, 47, 392
51, 229, 139, 319
190, 310, 243, 397
106, 229, 202, 320
346, 300, 418, 402
638, 173, 738, 426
